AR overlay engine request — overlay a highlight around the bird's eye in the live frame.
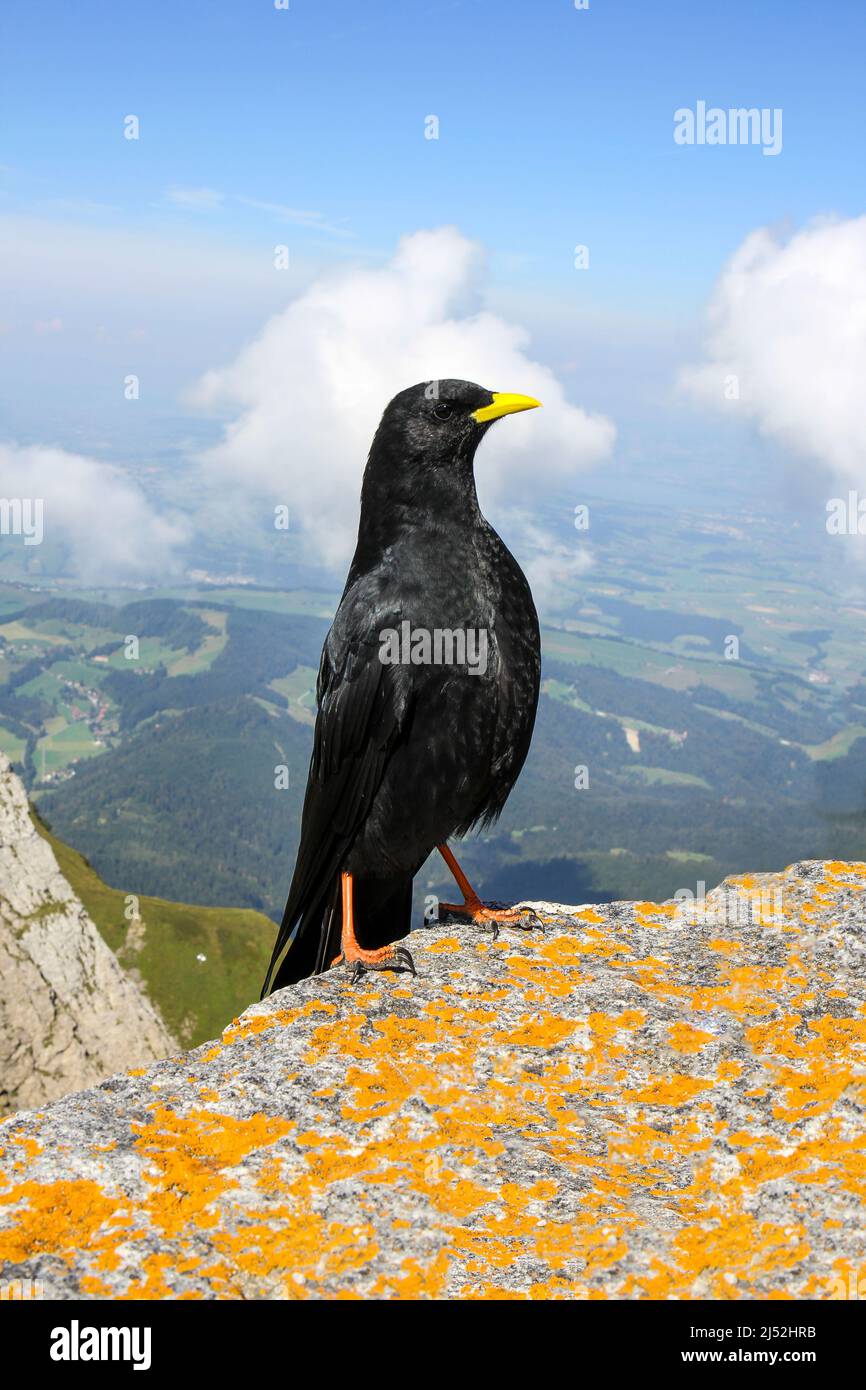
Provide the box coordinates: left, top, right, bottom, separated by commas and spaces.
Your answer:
432, 402, 453, 421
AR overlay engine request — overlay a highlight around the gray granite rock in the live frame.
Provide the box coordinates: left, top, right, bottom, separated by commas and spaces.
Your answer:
0, 754, 174, 1115
1, 859, 864, 1299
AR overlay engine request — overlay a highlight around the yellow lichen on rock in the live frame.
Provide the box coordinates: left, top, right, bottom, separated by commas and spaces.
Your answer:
0, 859, 864, 1299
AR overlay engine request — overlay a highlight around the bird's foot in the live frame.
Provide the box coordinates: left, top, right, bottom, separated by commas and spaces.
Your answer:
438, 897, 542, 941
330, 942, 417, 984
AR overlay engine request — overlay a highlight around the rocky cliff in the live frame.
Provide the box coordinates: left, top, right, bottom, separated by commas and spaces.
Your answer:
1, 858, 864, 1299
0, 753, 174, 1115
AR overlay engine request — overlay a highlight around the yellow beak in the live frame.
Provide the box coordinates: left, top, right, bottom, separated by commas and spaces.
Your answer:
472, 391, 542, 424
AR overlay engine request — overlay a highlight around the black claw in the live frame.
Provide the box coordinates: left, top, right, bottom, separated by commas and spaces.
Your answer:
439, 902, 544, 938
345, 946, 417, 984
487, 905, 543, 934
394, 947, 417, 977
515, 909, 544, 933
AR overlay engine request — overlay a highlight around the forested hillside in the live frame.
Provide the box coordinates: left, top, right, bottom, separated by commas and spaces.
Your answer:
2, 554, 866, 923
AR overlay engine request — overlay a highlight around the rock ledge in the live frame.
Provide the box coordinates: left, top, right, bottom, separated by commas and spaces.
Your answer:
1, 859, 865, 1299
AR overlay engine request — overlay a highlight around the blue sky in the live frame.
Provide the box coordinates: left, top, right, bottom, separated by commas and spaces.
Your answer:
1, 0, 864, 575
4, 0, 863, 298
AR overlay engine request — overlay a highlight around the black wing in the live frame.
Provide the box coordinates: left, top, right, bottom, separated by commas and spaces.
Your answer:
261, 581, 413, 993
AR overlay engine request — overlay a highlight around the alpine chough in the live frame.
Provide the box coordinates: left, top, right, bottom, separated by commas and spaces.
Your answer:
262, 379, 542, 994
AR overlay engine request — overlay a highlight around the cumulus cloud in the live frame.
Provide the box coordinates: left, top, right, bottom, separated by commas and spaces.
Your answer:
0, 443, 188, 581
510, 517, 594, 613
191, 226, 616, 569
679, 215, 866, 483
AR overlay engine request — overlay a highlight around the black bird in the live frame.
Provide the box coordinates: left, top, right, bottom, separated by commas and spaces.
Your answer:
262, 379, 542, 994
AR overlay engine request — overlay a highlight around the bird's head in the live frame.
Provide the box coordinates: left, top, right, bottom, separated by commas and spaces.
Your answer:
355, 380, 541, 553
371, 379, 542, 472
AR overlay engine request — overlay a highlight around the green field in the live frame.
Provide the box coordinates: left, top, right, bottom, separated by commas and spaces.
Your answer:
101, 635, 188, 671
165, 608, 229, 675
143, 586, 339, 617
269, 664, 318, 725
0, 723, 27, 761
541, 624, 760, 698
0, 620, 70, 646
621, 765, 713, 790
35, 720, 103, 773
806, 724, 866, 761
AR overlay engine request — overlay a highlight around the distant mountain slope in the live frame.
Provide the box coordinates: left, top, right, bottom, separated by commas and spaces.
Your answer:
36, 697, 310, 920
31, 805, 276, 1049
9, 583, 866, 933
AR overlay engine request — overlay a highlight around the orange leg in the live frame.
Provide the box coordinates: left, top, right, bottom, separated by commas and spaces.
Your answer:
330, 871, 416, 982
437, 843, 540, 937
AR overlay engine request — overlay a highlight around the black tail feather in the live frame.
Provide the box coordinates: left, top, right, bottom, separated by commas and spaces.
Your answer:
262, 873, 414, 996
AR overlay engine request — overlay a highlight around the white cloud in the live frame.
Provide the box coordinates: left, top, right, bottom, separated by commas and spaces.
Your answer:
163, 187, 352, 237
166, 186, 226, 210
679, 215, 866, 483
0, 443, 188, 581
191, 226, 616, 569
510, 516, 594, 613
235, 197, 353, 238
